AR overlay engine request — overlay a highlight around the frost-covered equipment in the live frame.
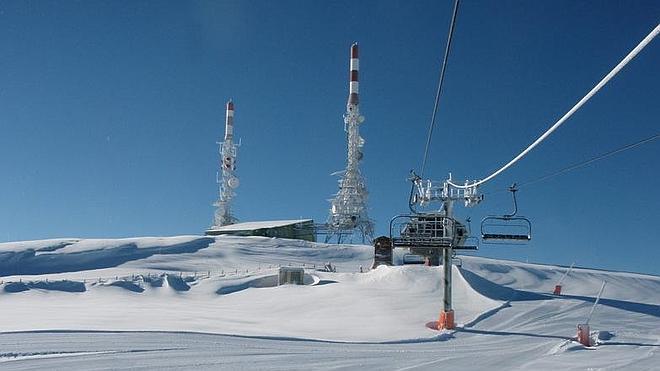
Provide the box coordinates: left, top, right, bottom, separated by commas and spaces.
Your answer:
212, 100, 240, 228
391, 214, 471, 250
391, 173, 482, 329
480, 185, 531, 243
391, 173, 480, 250
326, 42, 374, 243
390, 212, 478, 266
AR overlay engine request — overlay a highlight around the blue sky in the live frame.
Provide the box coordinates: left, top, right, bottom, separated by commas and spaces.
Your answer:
1, 1, 658, 274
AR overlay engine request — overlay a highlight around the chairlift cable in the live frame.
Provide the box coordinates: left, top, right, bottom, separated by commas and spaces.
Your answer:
518, 132, 659, 189
485, 132, 659, 195
420, 0, 460, 179
447, 23, 660, 189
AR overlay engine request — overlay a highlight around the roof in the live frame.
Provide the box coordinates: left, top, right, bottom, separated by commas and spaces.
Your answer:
207, 219, 313, 232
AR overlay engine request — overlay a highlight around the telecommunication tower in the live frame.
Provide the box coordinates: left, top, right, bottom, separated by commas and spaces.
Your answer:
212, 100, 240, 228
326, 43, 374, 243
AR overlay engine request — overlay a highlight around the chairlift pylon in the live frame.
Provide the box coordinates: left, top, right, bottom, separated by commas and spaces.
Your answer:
481, 184, 532, 243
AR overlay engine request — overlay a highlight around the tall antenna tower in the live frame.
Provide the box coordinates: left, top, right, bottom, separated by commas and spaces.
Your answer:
326, 42, 374, 243
212, 100, 240, 228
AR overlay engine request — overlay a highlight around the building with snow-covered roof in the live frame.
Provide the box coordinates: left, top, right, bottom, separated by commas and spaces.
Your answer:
205, 219, 315, 242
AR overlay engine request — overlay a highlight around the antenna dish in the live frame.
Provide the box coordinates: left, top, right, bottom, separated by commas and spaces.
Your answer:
228, 177, 240, 189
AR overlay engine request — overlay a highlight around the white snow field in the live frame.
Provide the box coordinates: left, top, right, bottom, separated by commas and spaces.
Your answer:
1, 236, 658, 370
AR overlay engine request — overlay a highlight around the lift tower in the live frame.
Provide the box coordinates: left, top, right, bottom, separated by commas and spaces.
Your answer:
390, 174, 481, 329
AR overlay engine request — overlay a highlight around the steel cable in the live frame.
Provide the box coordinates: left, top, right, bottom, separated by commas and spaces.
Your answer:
420, 0, 460, 179
448, 23, 660, 189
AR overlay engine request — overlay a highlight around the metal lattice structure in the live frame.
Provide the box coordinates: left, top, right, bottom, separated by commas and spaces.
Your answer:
326, 43, 374, 243
212, 100, 240, 228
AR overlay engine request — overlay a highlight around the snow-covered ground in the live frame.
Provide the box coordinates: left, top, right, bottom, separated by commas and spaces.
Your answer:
1, 236, 658, 369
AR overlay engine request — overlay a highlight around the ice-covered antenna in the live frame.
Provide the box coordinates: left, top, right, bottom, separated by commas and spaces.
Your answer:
326, 42, 374, 243
212, 99, 240, 227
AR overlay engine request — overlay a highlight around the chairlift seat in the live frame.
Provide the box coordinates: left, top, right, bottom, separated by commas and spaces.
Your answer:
482, 233, 531, 241
391, 236, 453, 249
480, 215, 532, 244
479, 184, 533, 244
453, 244, 479, 250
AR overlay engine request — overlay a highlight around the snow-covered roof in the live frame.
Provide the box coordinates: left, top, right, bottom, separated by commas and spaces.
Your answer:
207, 219, 313, 232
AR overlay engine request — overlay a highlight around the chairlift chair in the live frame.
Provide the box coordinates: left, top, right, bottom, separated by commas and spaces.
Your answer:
481, 184, 532, 244
390, 213, 478, 267
391, 213, 467, 249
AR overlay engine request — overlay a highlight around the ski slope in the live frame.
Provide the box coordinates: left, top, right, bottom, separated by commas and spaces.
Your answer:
1, 236, 659, 369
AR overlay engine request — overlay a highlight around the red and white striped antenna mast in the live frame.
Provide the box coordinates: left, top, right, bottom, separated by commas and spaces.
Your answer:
212, 99, 240, 227
326, 42, 374, 243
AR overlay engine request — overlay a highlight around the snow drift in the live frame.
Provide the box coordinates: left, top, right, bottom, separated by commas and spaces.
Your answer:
1, 236, 658, 349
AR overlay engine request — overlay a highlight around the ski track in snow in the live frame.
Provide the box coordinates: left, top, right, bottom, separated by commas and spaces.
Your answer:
1, 235, 659, 369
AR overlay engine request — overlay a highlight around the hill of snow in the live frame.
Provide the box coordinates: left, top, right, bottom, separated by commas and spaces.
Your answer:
1, 235, 658, 369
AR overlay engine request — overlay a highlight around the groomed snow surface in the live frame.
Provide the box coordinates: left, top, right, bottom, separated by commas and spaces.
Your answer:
1, 236, 658, 370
